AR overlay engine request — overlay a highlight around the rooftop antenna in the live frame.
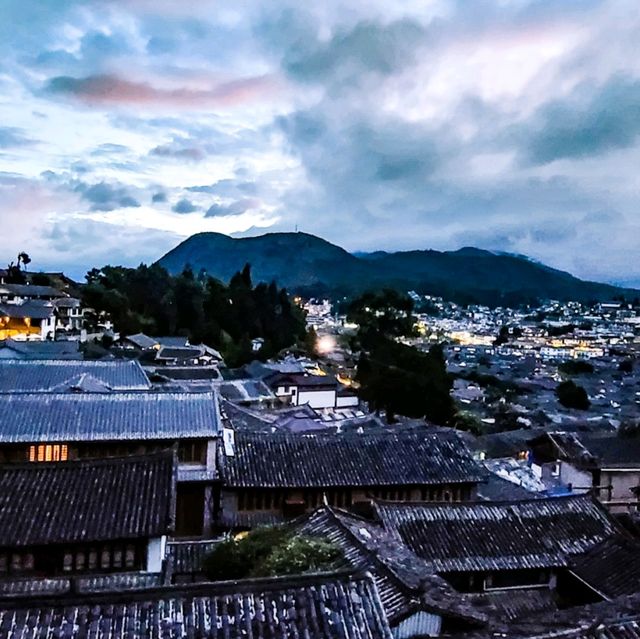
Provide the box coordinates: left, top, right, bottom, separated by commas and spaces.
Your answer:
295, 224, 298, 232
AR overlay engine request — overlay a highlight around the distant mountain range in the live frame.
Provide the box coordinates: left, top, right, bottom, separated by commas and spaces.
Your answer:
157, 232, 637, 306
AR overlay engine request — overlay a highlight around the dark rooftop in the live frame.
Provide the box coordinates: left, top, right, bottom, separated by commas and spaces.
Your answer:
0, 301, 55, 320
222, 429, 485, 488
293, 506, 487, 626
0, 391, 219, 442
0, 359, 151, 392
570, 536, 640, 600
0, 451, 175, 546
0, 339, 81, 360
373, 495, 618, 573
0, 571, 393, 639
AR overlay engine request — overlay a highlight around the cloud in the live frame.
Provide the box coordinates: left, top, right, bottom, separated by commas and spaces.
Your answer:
278, 17, 426, 86
205, 197, 261, 217
150, 141, 205, 161
152, 191, 167, 203
0, 126, 36, 149
172, 198, 198, 213
74, 180, 141, 211
45, 73, 279, 108
523, 76, 640, 164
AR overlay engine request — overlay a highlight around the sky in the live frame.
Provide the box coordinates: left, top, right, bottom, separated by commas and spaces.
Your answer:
0, 0, 639, 285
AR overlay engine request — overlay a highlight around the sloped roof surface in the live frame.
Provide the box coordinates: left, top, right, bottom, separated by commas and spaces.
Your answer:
0, 572, 393, 639
222, 430, 485, 488
0, 359, 150, 392
374, 495, 617, 573
0, 451, 175, 546
0, 391, 219, 442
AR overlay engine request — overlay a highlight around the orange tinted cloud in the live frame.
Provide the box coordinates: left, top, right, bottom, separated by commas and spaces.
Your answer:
47, 73, 279, 108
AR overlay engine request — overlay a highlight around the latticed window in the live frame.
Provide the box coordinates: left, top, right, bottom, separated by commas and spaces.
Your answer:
28, 444, 68, 462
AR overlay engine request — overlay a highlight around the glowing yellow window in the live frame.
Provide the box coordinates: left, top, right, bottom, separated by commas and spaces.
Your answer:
28, 444, 68, 462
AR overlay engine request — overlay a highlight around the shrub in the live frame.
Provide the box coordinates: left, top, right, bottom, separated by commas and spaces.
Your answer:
202, 526, 342, 581
556, 380, 590, 410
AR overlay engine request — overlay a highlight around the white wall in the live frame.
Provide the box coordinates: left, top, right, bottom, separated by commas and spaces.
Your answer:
146, 536, 166, 573
297, 389, 337, 408
336, 395, 359, 408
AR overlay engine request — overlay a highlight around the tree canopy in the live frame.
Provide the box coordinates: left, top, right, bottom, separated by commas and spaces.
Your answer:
82, 262, 306, 366
348, 290, 454, 424
202, 526, 342, 581
556, 380, 590, 410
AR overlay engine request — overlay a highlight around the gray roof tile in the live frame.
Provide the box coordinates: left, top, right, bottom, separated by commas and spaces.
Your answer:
0, 391, 219, 442
0, 359, 151, 392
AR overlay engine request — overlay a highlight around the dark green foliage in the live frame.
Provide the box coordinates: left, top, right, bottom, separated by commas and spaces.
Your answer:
356, 338, 455, 424
559, 360, 594, 376
556, 380, 590, 410
459, 370, 523, 396
494, 325, 523, 346
202, 526, 342, 581
82, 263, 306, 366
347, 289, 415, 339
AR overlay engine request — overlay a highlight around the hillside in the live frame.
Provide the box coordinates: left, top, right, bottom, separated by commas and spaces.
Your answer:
157, 232, 636, 306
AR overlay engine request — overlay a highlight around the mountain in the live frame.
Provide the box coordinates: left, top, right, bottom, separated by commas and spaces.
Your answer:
157, 232, 637, 306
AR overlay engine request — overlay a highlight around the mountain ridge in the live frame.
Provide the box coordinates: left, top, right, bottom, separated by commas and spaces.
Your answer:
157, 231, 637, 306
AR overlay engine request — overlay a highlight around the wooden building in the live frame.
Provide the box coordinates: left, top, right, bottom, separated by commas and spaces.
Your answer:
0, 390, 220, 537
218, 429, 485, 529
0, 451, 174, 578
372, 495, 620, 596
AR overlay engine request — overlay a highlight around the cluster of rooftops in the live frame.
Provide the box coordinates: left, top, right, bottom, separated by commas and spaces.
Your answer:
0, 358, 640, 638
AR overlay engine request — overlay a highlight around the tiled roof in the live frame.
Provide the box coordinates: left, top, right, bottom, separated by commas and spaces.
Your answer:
222, 430, 485, 488
124, 333, 158, 349
217, 379, 274, 403
0, 301, 54, 320
293, 507, 486, 626
157, 346, 204, 361
0, 284, 65, 298
266, 371, 339, 389
373, 495, 618, 573
0, 391, 219, 442
0, 451, 175, 546
485, 593, 640, 639
0, 571, 393, 639
570, 536, 640, 599
582, 435, 640, 468
0, 359, 151, 392
0, 339, 81, 360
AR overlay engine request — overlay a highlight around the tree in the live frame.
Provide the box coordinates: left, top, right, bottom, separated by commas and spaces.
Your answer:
347, 289, 415, 343
202, 526, 342, 581
356, 338, 455, 424
559, 360, 594, 376
556, 380, 590, 410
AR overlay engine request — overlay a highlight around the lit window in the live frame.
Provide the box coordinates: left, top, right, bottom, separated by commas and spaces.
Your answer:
28, 444, 68, 462
75, 552, 86, 571
63, 553, 73, 572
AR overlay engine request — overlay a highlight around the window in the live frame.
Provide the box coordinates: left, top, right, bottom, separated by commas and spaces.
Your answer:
28, 444, 68, 462
178, 441, 207, 464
